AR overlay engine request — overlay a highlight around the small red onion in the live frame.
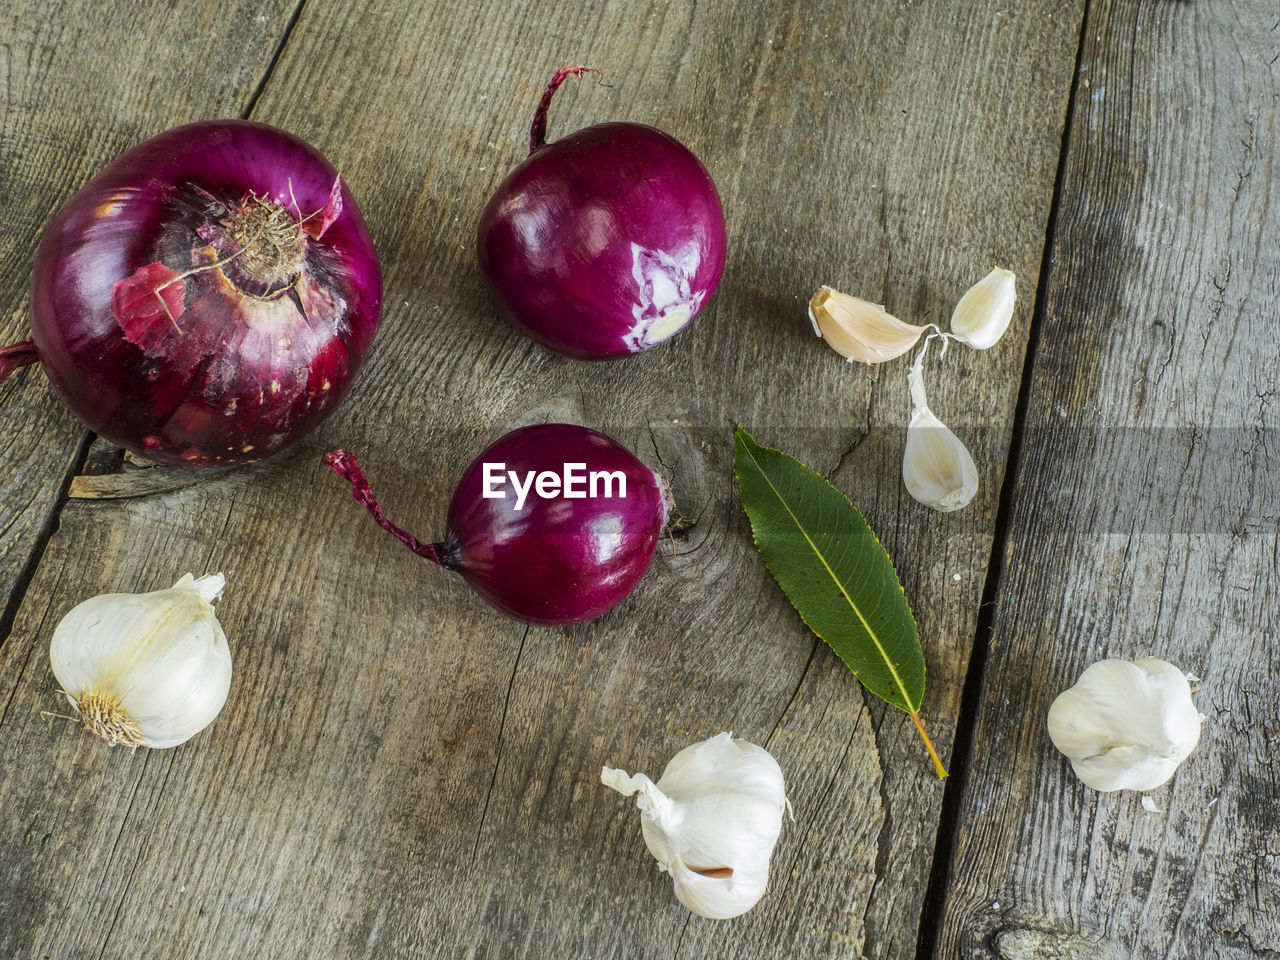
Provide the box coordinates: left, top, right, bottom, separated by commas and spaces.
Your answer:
324, 423, 671, 625
7, 120, 382, 466
477, 67, 727, 360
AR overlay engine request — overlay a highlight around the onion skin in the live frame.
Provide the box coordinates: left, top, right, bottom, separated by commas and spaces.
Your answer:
477, 67, 727, 360
28, 120, 382, 466
325, 424, 671, 626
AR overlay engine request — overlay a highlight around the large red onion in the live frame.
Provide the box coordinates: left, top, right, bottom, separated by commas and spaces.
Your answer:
324, 423, 671, 625
477, 67, 727, 360
8, 120, 382, 466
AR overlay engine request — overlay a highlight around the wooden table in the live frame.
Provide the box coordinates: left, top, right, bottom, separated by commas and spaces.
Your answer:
1, 1, 1276, 956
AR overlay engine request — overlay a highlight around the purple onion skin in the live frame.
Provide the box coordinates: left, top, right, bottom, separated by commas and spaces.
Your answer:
477, 71, 726, 360
325, 424, 670, 626
445, 424, 670, 624
28, 120, 382, 466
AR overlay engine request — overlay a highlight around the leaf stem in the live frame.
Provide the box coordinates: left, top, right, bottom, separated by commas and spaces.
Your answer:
909, 710, 948, 779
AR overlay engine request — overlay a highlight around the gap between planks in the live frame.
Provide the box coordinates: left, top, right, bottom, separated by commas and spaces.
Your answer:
241, 0, 310, 120
912, 1, 1095, 958
0, 432, 92, 651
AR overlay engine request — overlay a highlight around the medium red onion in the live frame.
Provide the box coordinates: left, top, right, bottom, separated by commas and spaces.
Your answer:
324, 423, 671, 625
477, 66, 727, 360
6, 120, 382, 466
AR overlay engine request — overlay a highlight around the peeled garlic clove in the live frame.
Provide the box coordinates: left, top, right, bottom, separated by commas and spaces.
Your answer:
602, 732, 788, 920
809, 286, 925, 363
950, 267, 1016, 349
902, 361, 978, 512
1047, 658, 1202, 792
50, 573, 233, 749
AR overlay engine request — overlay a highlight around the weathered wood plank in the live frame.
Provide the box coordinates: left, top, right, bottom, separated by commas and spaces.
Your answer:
0, 1, 1084, 957
0, 0, 302, 636
937, 1, 1280, 956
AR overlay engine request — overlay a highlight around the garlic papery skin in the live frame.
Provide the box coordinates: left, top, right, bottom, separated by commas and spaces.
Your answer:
1047, 658, 1202, 792
949, 267, 1016, 349
50, 573, 232, 749
601, 732, 788, 919
902, 351, 978, 512
809, 286, 925, 363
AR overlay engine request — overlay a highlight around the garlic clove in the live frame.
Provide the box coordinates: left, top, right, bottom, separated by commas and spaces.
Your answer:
602, 732, 788, 920
901, 350, 979, 513
1047, 658, 1202, 792
50, 573, 233, 749
902, 406, 979, 512
809, 286, 925, 363
669, 855, 770, 920
901, 342, 979, 512
950, 267, 1016, 349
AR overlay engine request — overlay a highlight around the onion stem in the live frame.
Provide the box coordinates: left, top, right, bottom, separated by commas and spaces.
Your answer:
323, 449, 446, 566
150, 192, 322, 329
529, 65, 605, 154
0, 338, 39, 384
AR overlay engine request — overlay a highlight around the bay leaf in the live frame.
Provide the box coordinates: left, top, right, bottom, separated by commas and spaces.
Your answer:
734, 425, 946, 778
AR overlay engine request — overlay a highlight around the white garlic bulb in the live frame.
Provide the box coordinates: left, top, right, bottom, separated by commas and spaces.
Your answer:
902, 348, 978, 511
809, 286, 925, 363
1047, 658, 1202, 792
50, 573, 233, 749
601, 732, 789, 919
950, 267, 1016, 349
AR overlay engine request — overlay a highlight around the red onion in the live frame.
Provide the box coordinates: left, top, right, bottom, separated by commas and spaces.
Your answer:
5, 120, 382, 466
477, 67, 727, 360
324, 424, 671, 625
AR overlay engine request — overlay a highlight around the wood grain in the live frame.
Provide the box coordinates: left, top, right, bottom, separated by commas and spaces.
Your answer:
936, 1, 1280, 957
0, 0, 302, 635
0, 0, 1086, 957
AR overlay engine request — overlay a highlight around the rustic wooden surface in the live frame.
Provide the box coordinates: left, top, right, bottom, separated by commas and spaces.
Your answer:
934, 1, 1280, 958
0, 1, 1272, 959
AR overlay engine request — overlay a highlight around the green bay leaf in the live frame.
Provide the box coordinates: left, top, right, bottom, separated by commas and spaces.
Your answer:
734, 426, 944, 776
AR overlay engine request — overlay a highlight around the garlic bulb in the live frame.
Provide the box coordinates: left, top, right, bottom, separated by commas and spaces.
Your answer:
950, 267, 1016, 349
601, 732, 788, 919
50, 573, 233, 749
1047, 658, 1202, 792
809, 286, 925, 363
902, 345, 978, 511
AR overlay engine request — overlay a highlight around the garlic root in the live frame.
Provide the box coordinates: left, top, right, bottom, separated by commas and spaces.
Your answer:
68, 691, 147, 748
